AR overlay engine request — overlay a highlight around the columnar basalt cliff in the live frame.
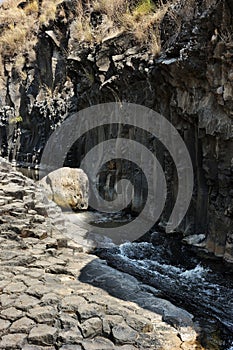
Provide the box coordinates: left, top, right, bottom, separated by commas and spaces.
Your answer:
0, 0, 232, 261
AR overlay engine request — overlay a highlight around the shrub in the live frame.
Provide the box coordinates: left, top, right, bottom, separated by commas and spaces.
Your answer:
0, 24, 27, 56
133, 0, 155, 16
9, 115, 23, 124
74, 0, 172, 54
0, 0, 37, 58
24, 0, 39, 16
39, 0, 63, 25
0, 0, 179, 67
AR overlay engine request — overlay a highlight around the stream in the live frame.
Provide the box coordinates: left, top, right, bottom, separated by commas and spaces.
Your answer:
17, 167, 233, 349
74, 210, 233, 350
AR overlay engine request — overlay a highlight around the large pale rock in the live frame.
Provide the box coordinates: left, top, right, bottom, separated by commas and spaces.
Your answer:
40, 168, 89, 211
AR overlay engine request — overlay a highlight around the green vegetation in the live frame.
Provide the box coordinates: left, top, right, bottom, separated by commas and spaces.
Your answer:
9, 115, 23, 124
134, 0, 156, 16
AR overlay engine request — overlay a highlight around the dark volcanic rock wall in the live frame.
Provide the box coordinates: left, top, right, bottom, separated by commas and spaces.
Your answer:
0, 0, 232, 262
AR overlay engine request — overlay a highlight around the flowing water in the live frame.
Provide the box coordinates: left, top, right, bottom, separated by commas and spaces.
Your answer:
81, 211, 233, 350
17, 167, 233, 349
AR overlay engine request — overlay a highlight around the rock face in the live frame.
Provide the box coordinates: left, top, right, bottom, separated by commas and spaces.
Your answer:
0, 159, 200, 349
0, 0, 232, 261
39, 167, 89, 211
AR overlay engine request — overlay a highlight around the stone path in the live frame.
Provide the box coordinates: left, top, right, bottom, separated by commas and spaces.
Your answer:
0, 159, 202, 349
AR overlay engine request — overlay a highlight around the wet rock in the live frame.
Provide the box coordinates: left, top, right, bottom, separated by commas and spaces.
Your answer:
162, 308, 194, 328
182, 234, 206, 246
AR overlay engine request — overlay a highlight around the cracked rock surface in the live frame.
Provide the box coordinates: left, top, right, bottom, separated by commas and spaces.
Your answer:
0, 0, 233, 262
0, 159, 200, 349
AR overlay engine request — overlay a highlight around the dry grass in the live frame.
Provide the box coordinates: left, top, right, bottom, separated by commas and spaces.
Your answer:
72, 18, 93, 43
0, 0, 181, 69
24, 0, 39, 16
92, 0, 127, 21
0, 24, 27, 56
39, 0, 63, 25
72, 0, 173, 54
0, 3, 26, 29
0, 0, 63, 57
0, 0, 38, 58
74, 0, 172, 55
14, 54, 27, 79
123, 3, 169, 54
0, 58, 4, 80
0, 0, 20, 9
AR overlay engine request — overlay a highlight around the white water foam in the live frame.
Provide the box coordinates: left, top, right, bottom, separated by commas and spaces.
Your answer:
119, 242, 155, 259
119, 242, 209, 282
180, 264, 209, 281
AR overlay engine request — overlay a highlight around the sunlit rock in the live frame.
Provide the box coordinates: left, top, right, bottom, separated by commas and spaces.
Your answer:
40, 167, 89, 211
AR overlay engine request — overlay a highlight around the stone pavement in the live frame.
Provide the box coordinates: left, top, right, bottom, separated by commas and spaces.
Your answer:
0, 159, 202, 349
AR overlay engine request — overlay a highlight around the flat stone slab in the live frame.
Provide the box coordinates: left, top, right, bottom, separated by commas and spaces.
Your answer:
0, 333, 27, 349
0, 319, 11, 332
10, 317, 36, 333
28, 325, 58, 345
0, 162, 199, 350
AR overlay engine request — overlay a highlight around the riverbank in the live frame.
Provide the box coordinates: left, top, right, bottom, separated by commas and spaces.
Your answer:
0, 158, 202, 349
1, 0, 233, 263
